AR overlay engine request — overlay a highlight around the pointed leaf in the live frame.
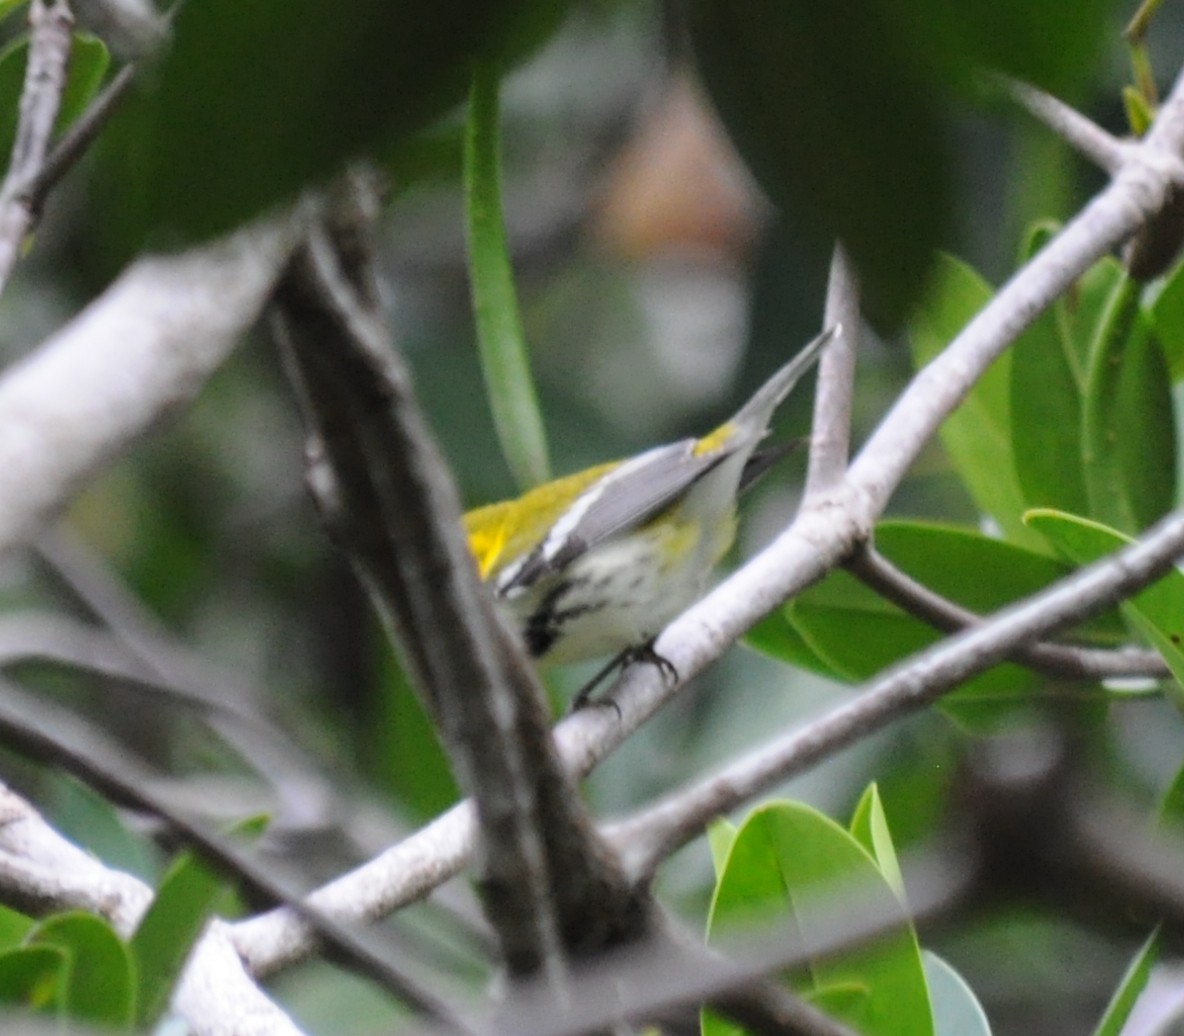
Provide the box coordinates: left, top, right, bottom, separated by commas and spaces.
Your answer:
465, 61, 550, 490
911, 255, 1042, 549
1010, 247, 1090, 516
1091, 929, 1160, 1036
1026, 510, 1184, 691
1081, 275, 1176, 532
707, 801, 933, 1036
850, 784, 905, 899
707, 818, 738, 879
923, 950, 992, 1036
28, 912, 135, 1026
131, 847, 229, 1025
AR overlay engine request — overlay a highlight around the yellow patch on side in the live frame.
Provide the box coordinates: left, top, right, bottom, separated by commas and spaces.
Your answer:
694, 420, 735, 457
652, 516, 702, 570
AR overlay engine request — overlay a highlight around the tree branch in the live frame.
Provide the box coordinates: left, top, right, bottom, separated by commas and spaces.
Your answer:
0, 206, 307, 555
0, 676, 470, 1028
805, 243, 859, 498
272, 172, 649, 986
0, 782, 307, 1036
29, 60, 137, 210
0, 0, 74, 293
848, 66, 1184, 510
396, 852, 967, 1036
848, 544, 1169, 681
606, 510, 1184, 879
999, 76, 1130, 173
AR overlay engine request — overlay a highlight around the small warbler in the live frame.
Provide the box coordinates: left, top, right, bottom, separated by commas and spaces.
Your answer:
464, 327, 833, 681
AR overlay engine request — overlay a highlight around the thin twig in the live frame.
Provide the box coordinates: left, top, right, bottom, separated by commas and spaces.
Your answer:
29, 60, 137, 209
999, 76, 1131, 173
848, 545, 1169, 681
805, 244, 859, 499
34, 527, 347, 831
0, 0, 75, 293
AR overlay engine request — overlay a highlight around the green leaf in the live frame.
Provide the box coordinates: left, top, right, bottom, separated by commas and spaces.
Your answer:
1019, 224, 1124, 389
706, 801, 933, 1036
0, 0, 28, 22
707, 818, 738, 879
0, 945, 64, 1011
874, 521, 1125, 643
1157, 759, 1184, 832
690, 1, 948, 327
464, 61, 550, 490
1091, 929, 1160, 1036
0, 32, 109, 174
131, 847, 229, 1025
910, 255, 1043, 550
0, 904, 34, 950
1151, 256, 1184, 380
28, 912, 135, 1027
1026, 510, 1184, 691
367, 641, 458, 821
103, 0, 571, 245
923, 950, 992, 1036
850, 784, 905, 899
760, 519, 1122, 728
1009, 234, 1094, 517
788, 595, 1040, 730
57, 33, 109, 130
1123, 85, 1155, 138
1081, 274, 1176, 533
745, 609, 847, 680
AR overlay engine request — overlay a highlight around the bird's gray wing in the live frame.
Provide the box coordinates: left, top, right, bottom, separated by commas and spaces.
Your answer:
497, 439, 727, 595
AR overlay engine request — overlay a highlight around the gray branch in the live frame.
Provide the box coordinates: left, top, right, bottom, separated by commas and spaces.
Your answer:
0, 208, 307, 555
0, 783, 306, 1036
0, 0, 74, 293
848, 544, 1170, 680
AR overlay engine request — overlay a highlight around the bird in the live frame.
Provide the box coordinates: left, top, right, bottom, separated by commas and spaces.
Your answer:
463, 327, 834, 698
